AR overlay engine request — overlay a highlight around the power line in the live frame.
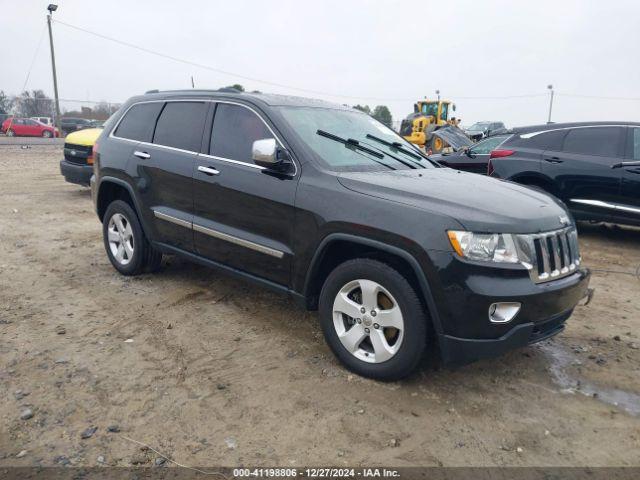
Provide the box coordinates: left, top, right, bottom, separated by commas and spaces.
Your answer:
20, 24, 47, 93
557, 93, 640, 101
45, 19, 640, 105
52, 19, 554, 103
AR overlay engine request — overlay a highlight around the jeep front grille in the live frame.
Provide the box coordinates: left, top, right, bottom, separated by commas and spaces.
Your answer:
518, 227, 581, 283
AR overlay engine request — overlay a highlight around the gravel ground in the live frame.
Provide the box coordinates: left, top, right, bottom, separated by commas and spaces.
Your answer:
0, 144, 639, 468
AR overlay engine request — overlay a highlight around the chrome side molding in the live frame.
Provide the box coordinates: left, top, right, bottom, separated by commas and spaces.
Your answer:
571, 199, 640, 215
152, 208, 284, 259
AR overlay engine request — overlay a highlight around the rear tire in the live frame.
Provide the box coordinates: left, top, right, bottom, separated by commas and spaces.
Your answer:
6, 129, 15, 137
319, 259, 428, 381
102, 200, 162, 276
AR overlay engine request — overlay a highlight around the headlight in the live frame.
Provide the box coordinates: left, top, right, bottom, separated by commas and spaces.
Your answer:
447, 230, 525, 264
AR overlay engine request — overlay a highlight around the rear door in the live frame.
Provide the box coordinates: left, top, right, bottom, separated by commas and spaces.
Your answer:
24, 119, 41, 136
192, 102, 297, 286
617, 127, 640, 224
110, 100, 206, 252
541, 126, 624, 221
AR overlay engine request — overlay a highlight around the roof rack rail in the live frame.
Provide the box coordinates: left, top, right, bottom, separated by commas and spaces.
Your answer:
145, 89, 160, 94
217, 87, 243, 93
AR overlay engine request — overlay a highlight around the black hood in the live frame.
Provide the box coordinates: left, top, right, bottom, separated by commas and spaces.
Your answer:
337, 168, 572, 234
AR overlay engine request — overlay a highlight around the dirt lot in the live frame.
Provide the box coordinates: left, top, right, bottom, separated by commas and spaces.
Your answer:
1, 144, 639, 468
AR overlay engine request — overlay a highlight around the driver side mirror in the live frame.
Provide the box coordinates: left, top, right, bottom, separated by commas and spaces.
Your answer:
252, 138, 293, 172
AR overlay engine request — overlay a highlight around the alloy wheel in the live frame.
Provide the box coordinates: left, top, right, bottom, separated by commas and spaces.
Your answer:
332, 279, 404, 363
107, 213, 134, 266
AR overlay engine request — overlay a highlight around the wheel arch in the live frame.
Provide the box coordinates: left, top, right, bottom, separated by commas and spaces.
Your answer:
96, 177, 150, 236
303, 233, 444, 336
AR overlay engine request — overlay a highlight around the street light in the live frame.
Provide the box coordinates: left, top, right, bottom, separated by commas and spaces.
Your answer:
46, 4, 61, 135
547, 84, 554, 124
435, 89, 440, 102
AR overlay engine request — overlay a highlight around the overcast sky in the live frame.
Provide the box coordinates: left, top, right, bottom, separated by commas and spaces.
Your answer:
2, 0, 639, 127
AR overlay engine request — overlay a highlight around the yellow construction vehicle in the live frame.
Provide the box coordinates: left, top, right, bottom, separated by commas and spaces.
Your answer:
400, 99, 461, 154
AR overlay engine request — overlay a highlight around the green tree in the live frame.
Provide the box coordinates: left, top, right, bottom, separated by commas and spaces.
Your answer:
352, 104, 371, 114
372, 105, 392, 127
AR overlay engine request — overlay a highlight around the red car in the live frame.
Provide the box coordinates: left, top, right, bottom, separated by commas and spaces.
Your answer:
1, 117, 59, 138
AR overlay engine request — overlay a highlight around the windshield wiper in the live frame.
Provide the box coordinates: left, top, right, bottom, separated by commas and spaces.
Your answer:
365, 134, 439, 167
365, 134, 423, 160
316, 129, 396, 170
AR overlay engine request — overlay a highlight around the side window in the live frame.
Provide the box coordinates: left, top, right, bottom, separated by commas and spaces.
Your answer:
471, 136, 506, 154
114, 102, 164, 142
562, 127, 623, 157
26, 120, 38, 126
153, 102, 208, 152
632, 128, 640, 160
210, 104, 274, 164
518, 129, 567, 150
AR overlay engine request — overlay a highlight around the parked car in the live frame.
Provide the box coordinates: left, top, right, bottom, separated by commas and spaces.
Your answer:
60, 127, 102, 186
488, 121, 640, 227
432, 133, 511, 174
1, 117, 59, 137
60, 117, 94, 136
465, 121, 507, 141
30, 116, 53, 126
92, 90, 590, 381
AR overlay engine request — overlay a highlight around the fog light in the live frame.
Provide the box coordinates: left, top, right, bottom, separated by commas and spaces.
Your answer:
488, 302, 521, 323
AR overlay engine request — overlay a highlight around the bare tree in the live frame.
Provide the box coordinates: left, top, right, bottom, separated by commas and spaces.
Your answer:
14, 90, 54, 118
0, 90, 13, 114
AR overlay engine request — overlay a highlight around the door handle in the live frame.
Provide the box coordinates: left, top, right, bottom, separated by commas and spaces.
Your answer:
134, 151, 151, 159
197, 165, 220, 176
544, 157, 563, 164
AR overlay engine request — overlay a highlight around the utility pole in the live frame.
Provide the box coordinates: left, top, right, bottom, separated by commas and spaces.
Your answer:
436, 89, 440, 102
547, 84, 554, 123
191, 76, 195, 88
46, 4, 61, 135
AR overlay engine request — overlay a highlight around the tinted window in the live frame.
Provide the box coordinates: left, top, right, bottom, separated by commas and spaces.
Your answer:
153, 102, 208, 152
114, 103, 164, 142
633, 128, 640, 160
210, 104, 273, 163
507, 129, 567, 150
562, 127, 622, 157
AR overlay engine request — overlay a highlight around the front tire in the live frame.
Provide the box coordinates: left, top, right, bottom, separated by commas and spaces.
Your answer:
319, 259, 428, 381
42, 130, 52, 138
102, 200, 162, 275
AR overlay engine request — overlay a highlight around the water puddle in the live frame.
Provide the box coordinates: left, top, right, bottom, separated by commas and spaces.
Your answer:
538, 341, 640, 416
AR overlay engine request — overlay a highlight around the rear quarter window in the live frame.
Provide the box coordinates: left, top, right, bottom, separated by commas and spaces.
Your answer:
113, 102, 164, 142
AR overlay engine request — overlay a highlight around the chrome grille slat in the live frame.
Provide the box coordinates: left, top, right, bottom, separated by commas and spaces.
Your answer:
517, 227, 580, 284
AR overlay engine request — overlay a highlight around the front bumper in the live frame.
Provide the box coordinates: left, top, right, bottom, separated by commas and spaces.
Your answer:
60, 160, 93, 186
427, 251, 591, 365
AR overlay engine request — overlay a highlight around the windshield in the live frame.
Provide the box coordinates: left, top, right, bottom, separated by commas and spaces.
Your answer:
278, 107, 434, 172
468, 122, 490, 131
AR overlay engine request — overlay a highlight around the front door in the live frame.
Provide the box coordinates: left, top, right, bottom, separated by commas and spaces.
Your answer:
192, 102, 297, 287
542, 126, 625, 221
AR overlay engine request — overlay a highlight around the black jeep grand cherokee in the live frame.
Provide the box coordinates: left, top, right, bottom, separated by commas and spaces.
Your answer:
91, 90, 590, 381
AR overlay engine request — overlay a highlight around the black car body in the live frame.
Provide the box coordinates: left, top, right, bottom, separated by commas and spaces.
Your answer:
60, 117, 93, 136
91, 90, 590, 380
432, 134, 511, 174
465, 121, 507, 141
489, 121, 640, 227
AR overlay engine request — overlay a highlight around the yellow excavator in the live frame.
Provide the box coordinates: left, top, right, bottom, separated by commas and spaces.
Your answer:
400, 99, 461, 154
